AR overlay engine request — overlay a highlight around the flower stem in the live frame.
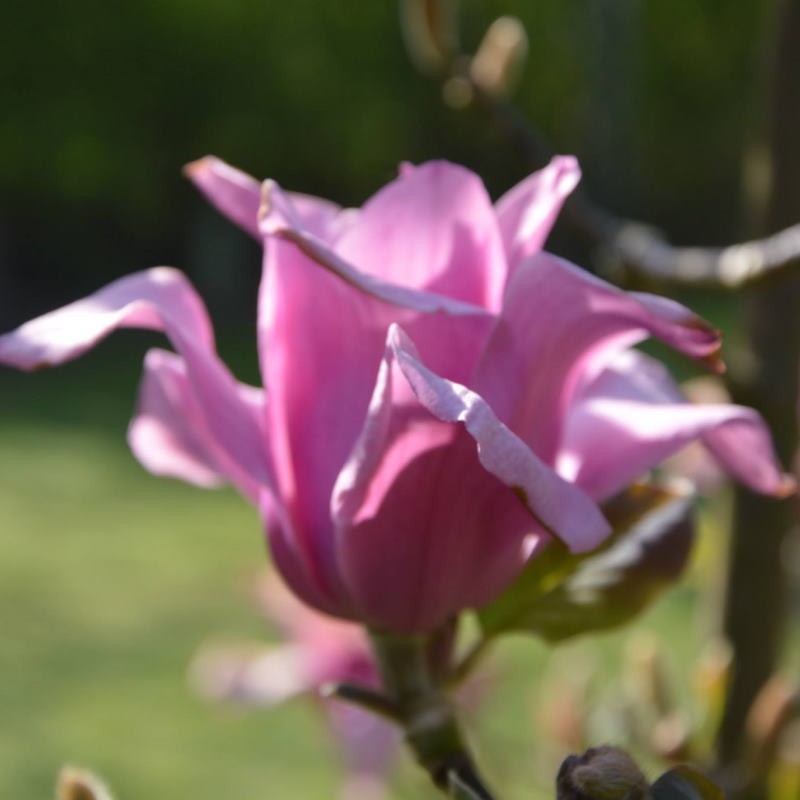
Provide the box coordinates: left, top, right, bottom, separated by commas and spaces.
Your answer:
368, 631, 498, 799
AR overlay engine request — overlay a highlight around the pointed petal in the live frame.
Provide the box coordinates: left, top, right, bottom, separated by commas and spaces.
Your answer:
184, 156, 262, 238
185, 155, 350, 241
128, 348, 265, 501
333, 160, 507, 309
475, 253, 723, 464
0, 268, 271, 492
332, 325, 610, 632
495, 155, 581, 271
558, 350, 793, 500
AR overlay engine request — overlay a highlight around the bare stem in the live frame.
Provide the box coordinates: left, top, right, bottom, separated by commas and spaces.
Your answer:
368, 631, 498, 799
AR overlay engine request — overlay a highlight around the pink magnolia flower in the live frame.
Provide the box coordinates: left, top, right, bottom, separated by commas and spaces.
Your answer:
0, 156, 791, 633
190, 573, 397, 800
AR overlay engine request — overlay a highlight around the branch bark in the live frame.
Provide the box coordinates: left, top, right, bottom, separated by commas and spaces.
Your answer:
444, 50, 800, 289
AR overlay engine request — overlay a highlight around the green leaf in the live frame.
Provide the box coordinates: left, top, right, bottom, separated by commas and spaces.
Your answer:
448, 771, 487, 800
478, 483, 695, 641
651, 765, 724, 800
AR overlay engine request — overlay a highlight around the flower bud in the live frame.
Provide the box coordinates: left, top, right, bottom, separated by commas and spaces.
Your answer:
57, 767, 114, 800
557, 746, 650, 800
400, 0, 459, 73
470, 16, 528, 97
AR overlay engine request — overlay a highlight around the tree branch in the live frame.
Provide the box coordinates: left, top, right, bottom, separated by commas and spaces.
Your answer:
464, 64, 800, 288
407, 12, 800, 288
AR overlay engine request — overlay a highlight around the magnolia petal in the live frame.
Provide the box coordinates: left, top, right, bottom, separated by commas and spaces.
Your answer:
329, 701, 398, 790
190, 641, 311, 706
254, 572, 375, 689
0, 268, 271, 492
558, 350, 793, 500
185, 155, 349, 241
332, 160, 507, 310
495, 155, 581, 271
261, 488, 352, 619
389, 326, 610, 547
475, 253, 723, 464
128, 348, 265, 502
333, 325, 610, 632
259, 179, 493, 318
257, 201, 494, 615
184, 156, 262, 238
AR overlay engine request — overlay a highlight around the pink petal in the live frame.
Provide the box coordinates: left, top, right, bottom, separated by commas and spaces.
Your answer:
558, 349, 793, 500
330, 161, 508, 311
332, 325, 610, 632
495, 155, 581, 272
184, 156, 262, 238
190, 641, 311, 706
128, 348, 264, 502
0, 268, 271, 493
254, 573, 375, 686
328, 701, 398, 791
261, 489, 350, 619
256, 207, 494, 619
474, 253, 723, 465
288, 192, 357, 242
185, 155, 350, 241
259, 179, 493, 318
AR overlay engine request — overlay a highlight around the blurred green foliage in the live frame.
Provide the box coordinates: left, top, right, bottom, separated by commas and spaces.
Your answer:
0, 0, 775, 322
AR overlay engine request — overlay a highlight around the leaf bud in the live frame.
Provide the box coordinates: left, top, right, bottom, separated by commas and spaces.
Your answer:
557, 746, 650, 800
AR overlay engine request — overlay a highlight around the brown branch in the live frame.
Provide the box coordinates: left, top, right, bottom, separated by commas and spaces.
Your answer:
401, 4, 800, 289
461, 64, 800, 288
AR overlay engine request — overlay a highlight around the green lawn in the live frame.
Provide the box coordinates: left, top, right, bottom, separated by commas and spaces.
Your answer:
0, 336, 796, 799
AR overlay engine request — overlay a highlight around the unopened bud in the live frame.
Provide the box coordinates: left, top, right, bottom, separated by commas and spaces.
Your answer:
469, 16, 528, 97
400, 0, 459, 74
557, 746, 649, 800
57, 767, 114, 800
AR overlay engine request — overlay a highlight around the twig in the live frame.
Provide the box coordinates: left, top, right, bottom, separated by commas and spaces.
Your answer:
404, 5, 800, 289
320, 682, 402, 721
464, 72, 800, 289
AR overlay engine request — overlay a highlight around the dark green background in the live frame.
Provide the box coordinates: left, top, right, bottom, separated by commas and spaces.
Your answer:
0, 0, 774, 325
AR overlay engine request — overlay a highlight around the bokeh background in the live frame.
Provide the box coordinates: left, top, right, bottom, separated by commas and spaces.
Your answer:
1, 1, 797, 798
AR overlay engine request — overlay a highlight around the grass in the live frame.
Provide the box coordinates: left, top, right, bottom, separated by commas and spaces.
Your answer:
0, 335, 796, 799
